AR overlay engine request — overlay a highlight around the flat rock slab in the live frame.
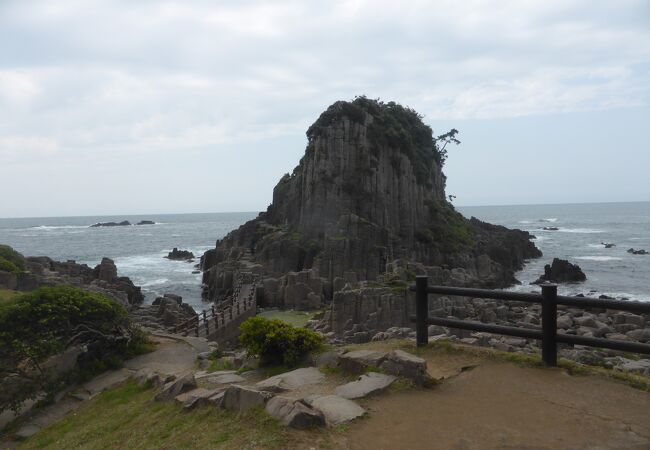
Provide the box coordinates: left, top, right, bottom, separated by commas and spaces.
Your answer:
335, 372, 396, 399
83, 368, 134, 396
174, 388, 219, 406
305, 395, 366, 426
14, 424, 41, 440
339, 350, 387, 374
198, 372, 246, 385
256, 367, 325, 392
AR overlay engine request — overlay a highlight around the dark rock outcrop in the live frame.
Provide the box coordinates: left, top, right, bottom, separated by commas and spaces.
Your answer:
90, 220, 131, 227
200, 98, 541, 328
166, 248, 195, 261
627, 248, 648, 255
136, 220, 156, 225
130, 294, 197, 330
532, 258, 586, 284
0, 247, 144, 306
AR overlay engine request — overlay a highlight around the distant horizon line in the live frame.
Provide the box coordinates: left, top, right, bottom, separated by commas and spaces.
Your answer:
1, 199, 649, 220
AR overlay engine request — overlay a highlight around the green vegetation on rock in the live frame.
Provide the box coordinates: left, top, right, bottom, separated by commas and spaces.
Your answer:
420, 198, 475, 250
239, 316, 323, 367
305, 96, 449, 185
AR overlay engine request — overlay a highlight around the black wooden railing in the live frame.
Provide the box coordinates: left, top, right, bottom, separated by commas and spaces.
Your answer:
411, 276, 650, 366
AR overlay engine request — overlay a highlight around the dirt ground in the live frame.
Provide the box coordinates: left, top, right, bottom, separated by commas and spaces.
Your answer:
343, 352, 650, 450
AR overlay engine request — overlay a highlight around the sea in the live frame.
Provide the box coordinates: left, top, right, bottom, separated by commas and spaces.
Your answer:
0, 202, 648, 311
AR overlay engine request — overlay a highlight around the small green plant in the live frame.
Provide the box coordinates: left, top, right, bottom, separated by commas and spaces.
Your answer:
239, 316, 324, 367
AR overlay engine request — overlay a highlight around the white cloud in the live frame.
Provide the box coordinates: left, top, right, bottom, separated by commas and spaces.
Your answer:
0, 0, 648, 215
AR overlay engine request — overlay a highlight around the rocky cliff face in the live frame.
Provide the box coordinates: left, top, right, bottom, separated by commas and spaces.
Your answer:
201, 98, 541, 311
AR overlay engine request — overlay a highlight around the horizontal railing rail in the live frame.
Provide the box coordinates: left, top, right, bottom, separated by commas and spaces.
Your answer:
410, 276, 650, 366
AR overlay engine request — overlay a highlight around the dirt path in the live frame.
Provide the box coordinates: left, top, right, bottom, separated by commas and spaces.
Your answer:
345, 356, 650, 450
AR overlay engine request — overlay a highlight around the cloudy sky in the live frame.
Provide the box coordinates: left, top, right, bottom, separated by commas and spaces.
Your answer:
1, 0, 649, 217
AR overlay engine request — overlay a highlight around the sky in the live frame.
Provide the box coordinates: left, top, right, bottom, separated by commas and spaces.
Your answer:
1, 0, 649, 218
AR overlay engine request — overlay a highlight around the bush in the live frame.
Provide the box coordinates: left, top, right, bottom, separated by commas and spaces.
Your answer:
0, 285, 147, 413
239, 316, 323, 367
0, 244, 25, 273
0, 257, 20, 274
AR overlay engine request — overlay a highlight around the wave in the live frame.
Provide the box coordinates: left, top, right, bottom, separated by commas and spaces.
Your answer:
140, 278, 170, 287
518, 220, 533, 224
30, 225, 89, 230
539, 218, 558, 223
554, 228, 604, 234
575, 256, 623, 262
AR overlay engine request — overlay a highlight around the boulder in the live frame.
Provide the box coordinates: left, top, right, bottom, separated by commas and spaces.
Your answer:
626, 329, 650, 343
339, 350, 387, 374
154, 373, 197, 401
255, 367, 325, 392
136, 220, 156, 225
627, 248, 649, 255
379, 350, 430, 385
334, 372, 396, 399
221, 385, 274, 411
532, 258, 586, 284
265, 397, 326, 429
95, 257, 118, 282
304, 395, 366, 426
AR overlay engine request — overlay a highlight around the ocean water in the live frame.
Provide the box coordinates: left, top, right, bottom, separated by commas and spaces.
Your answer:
459, 202, 650, 302
0, 213, 257, 310
0, 202, 648, 310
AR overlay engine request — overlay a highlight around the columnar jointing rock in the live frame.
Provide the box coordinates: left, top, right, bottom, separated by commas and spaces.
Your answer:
200, 97, 542, 338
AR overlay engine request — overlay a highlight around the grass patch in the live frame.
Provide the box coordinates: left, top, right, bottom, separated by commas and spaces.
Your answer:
257, 309, 319, 328
19, 380, 332, 449
207, 358, 236, 373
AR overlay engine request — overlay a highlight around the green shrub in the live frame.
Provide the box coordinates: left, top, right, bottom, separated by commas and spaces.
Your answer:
0, 244, 25, 273
0, 285, 147, 413
239, 316, 323, 367
0, 257, 20, 274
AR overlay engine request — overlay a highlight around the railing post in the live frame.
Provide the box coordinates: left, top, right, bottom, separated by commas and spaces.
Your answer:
416, 276, 429, 347
541, 284, 558, 367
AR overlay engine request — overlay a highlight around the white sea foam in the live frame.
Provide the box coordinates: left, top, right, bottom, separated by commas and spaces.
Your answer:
30, 225, 88, 230
575, 256, 622, 262
539, 218, 558, 223
518, 220, 533, 224
556, 228, 604, 234
141, 278, 170, 287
